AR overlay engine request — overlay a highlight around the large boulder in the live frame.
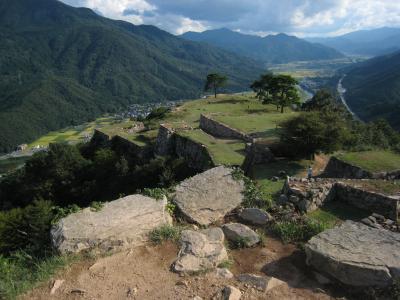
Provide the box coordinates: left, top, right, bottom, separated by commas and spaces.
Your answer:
222, 223, 260, 247
51, 195, 171, 254
174, 166, 245, 226
305, 221, 400, 287
172, 228, 228, 274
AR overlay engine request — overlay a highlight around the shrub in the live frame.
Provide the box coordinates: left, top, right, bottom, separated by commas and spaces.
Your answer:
141, 187, 168, 200
149, 225, 182, 244
232, 169, 272, 210
0, 200, 55, 257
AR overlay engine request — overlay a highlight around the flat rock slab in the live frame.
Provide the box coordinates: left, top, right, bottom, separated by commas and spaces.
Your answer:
222, 223, 260, 247
51, 195, 171, 254
305, 220, 400, 287
172, 228, 228, 274
174, 166, 245, 226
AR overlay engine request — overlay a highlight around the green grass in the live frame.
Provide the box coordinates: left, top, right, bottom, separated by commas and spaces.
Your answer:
149, 225, 182, 244
214, 110, 298, 139
336, 150, 400, 172
272, 219, 329, 244
29, 116, 115, 149
251, 160, 310, 201
178, 130, 246, 166
0, 252, 75, 300
346, 180, 400, 195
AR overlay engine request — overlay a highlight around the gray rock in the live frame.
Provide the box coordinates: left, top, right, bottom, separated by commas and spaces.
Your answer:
372, 213, 385, 222
239, 208, 272, 225
222, 223, 260, 247
174, 166, 245, 226
305, 221, 400, 287
216, 268, 234, 279
361, 217, 375, 227
51, 195, 171, 254
221, 285, 241, 300
173, 228, 228, 274
237, 274, 285, 292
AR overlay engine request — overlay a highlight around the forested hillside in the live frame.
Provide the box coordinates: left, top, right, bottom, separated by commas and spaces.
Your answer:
0, 0, 263, 153
343, 51, 400, 130
181, 28, 344, 64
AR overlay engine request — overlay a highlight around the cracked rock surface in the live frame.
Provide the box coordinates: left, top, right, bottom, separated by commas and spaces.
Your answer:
174, 166, 245, 226
305, 220, 400, 287
172, 228, 228, 274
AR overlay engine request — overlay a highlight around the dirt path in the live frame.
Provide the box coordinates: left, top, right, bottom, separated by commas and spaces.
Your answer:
21, 235, 336, 300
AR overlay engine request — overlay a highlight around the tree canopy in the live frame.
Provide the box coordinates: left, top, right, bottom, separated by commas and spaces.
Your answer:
204, 73, 228, 98
251, 73, 301, 113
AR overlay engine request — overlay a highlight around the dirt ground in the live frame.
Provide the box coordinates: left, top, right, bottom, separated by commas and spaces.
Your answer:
21, 235, 339, 300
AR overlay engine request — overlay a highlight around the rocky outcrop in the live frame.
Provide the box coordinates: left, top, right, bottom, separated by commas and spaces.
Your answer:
323, 156, 400, 179
174, 134, 215, 171
111, 135, 152, 163
174, 166, 245, 226
200, 114, 253, 142
305, 221, 400, 287
51, 195, 171, 254
222, 223, 260, 247
219, 286, 242, 300
239, 208, 273, 225
172, 228, 228, 274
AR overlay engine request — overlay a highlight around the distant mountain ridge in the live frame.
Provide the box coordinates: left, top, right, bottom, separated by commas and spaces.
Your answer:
342, 51, 400, 130
308, 27, 400, 56
0, 0, 264, 153
181, 28, 345, 64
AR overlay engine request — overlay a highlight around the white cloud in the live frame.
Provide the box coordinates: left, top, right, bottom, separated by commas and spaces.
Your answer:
59, 0, 400, 36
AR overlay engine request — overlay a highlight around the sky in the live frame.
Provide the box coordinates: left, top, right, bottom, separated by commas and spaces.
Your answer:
60, 0, 400, 37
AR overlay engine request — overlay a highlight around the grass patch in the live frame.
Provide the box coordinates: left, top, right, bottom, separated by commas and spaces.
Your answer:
218, 259, 234, 269
346, 180, 400, 195
336, 150, 400, 173
0, 252, 75, 299
272, 218, 329, 244
149, 225, 182, 244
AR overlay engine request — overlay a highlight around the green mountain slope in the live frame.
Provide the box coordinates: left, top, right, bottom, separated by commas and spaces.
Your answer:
181, 28, 344, 64
0, 0, 264, 153
342, 51, 400, 130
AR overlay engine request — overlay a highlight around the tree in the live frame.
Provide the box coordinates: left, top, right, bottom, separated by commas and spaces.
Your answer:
280, 111, 350, 158
204, 73, 228, 98
251, 74, 300, 113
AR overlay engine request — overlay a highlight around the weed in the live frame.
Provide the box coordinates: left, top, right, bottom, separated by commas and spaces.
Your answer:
90, 201, 104, 212
218, 259, 234, 269
166, 202, 177, 216
149, 225, 182, 244
228, 237, 252, 249
142, 188, 168, 200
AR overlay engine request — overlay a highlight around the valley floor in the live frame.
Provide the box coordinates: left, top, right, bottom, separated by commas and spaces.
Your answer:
21, 238, 333, 300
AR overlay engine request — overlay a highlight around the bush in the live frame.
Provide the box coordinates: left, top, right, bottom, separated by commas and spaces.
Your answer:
272, 218, 328, 244
0, 200, 55, 257
149, 225, 182, 244
141, 187, 167, 200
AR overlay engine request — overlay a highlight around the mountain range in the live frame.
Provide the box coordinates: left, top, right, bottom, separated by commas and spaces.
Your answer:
181, 28, 345, 64
308, 27, 400, 56
0, 0, 264, 153
342, 51, 400, 130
